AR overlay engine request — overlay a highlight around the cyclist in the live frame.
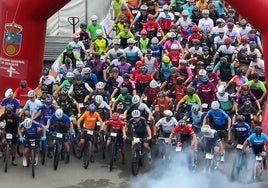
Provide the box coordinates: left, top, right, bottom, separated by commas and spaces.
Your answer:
19, 90, 42, 118
0, 105, 20, 166
135, 66, 153, 95
87, 81, 111, 103
185, 104, 204, 136
101, 113, 127, 163
18, 118, 46, 166
94, 95, 112, 121
77, 104, 104, 161
58, 44, 80, 68
1, 88, 20, 114
203, 101, 232, 162
38, 67, 55, 95
47, 109, 74, 163
54, 72, 75, 96
13, 80, 33, 108
125, 110, 152, 162
105, 67, 123, 97
38, 85, 53, 103
111, 87, 132, 113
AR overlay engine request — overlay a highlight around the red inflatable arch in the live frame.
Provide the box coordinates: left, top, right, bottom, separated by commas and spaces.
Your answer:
0, 0, 69, 96
225, 0, 268, 144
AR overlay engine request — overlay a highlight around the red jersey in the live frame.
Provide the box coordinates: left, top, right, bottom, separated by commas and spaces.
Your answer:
167, 51, 183, 67
188, 33, 202, 45
143, 22, 162, 38
174, 85, 186, 102
144, 87, 159, 101
131, 69, 142, 80
208, 73, 220, 86
13, 86, 32, 107
135, 74, 153, 84
197, 82, 216, 103
154, 96, 171, 114
105, 119, 126, 133
172, 124, 195, 135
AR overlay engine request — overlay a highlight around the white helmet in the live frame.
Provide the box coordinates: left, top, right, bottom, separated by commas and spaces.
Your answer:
95, 95, 103, 104
84, 67, 91, 74
163, 110, 173, 117
149, 80, 158, 88
66, 72, 75, 78
201, 125, 211, 135
217, 85, 225, 94
168, 32, 176, 38
132, 110, 141, 118
132, 95, 140, 104
5, 88, 13, 98
163, 4, 169, 10
198, 69, 207, 76
211, 101, 220, 110
127, 38, 135, 44
76, 61, 84, 68
91, 15, 98, 21
55, 109, 63, 119
27, 90, 35, 98
151, 37, 159, 44
96, 82, 105, 89
96, 29, 103, 36
24, 118, 32, 129
171, 44, 179, 50
181, 10, 189, 16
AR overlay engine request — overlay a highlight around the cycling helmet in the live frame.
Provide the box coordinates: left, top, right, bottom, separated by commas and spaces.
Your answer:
252, 72, 260, 79
80, 22, 87, 29
244, 100, 252, 108
140, 66, 148, 74
224, 37, 232, 45
191, 25, 199, 32
147, 14, 155, 20
186, 87, 195, 96
220, 57, 227, 63
75, 73, 82, 81
96, 82, 105, 89
216, 18, 225, 24
249, 42, 257, 49
193, 39, 201, 45
171, 44, 179, 50
178, 119, 186, 127
236, 68, 243, 75
140, 4, 148, 10
61, 88, 69, 95
162, 55, 170, 64
122, 73, 130, 80
111, 67, 119, 73
236, 115, 245, 123
151, 37, 159, 44
127, 38, 135, 44
181, 10, 189, 16
94, 95, 103, 104
96, 29, 103, 36
135, 61, 143, 68
249, 52, 257, 59
65, 58, 72, 64
72, 33, 80, 39
112, 113, 120, 120
179, 59, 187, 65
5, 88, 13, 98
201, 75, 209, 83
217, 85, 225, 94
201, 125, 212, 135
44, 97, 53, 106
206, 66, 213, 72
241, 84, 249, 91
254, 126, 262, 137
76, 61, 84, 68
163, 110, 173, 117
91, 15, 98, 21
84, 67, 91, 74
158, 91, 165, 98
87, 104, 96, 113
55, 109, 63, 119
66, 44, 73, 51
170, 67, 178, 74
198, 69, 207, 77
132, 110, 141, 118
140, 29, 148, 35
113, 39, 120, 45
202, 46, 209, 51
66, 72, 75, 78
27, 90, 35, 98
120, 87, 128, 95
168, 32, 176, 38
149, 80, 158, 88
202, 9, 209, 15
240, 35, 248, 43
176, 77, 184, 85
5, 104, 13, 113
24, 118, 32, 129
42, 68, 49, 76
132, 95, 140, 104
211, 101, 220, 110
191, 104, 199, 112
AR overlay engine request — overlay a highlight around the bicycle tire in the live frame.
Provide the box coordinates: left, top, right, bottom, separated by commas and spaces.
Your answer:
254, 161, 262, 181
16, 143, 23, 157
31, 149, 35, 178
99, 134, 106, 160
53, 142, 60, 170
231, 152, 242, 181
82, 141, 90, 169
109, 143, 115, 172
131, 148, 140, 176
40, 141, 46, 165
4, 143, 9, 173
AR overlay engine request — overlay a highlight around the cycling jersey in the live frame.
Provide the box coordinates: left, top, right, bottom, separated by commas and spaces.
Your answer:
116, 31, 134, 49
92, 38, 109, 54
139, 38, 150, 54
180, 94, 202, 105
49, 114, 71, 133
37, 105, 57, 125
202, 129, 220, 153
230, 122, 252, 144
115, 94, 133, 110
127, 117, 148, 138
0, 112, 20, 134
123, 46, 143, 66
197, 82, 216, 103
105, 119, 125, 133
149, 44, 164, 62
56, 96, 76, 116
0, 98, 20, 113
246, 80, 266, 100
164, 39, 182, 53
19, 120, 43, 139
24, 99, 43, 116
87, 24, 103, 41
205, 109, 230, 128
156, 117, 178, 134
13, 86, 32, 107
69, 82, 92, 103
78, 111, 103, 130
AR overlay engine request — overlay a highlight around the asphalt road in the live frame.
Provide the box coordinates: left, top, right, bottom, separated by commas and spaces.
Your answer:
1, 143, 268, 188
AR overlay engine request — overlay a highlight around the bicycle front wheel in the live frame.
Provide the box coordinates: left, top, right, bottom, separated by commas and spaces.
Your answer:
109, 143, 116, 172
31, 149, 35, 178
53, 142, 60, 170
131, 148, 140, 176
82, 142, 91, 169
4, 143, 9, 173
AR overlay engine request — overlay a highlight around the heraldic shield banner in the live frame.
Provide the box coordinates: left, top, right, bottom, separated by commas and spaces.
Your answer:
2, 22, 23, 57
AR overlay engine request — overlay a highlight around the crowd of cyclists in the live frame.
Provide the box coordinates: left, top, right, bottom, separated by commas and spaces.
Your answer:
0, 0, 268, 181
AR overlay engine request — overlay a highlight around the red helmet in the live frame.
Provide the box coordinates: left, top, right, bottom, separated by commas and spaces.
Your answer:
147, 14, 155, 20
140, 29, 148, 35
191, 25, 199, 32
112, 113, 120, 120
241, 84, 249, 91
240, 35, 248, 43
135, 61, 143, 68
224, 37, 232, 45
227, 22, 234, 28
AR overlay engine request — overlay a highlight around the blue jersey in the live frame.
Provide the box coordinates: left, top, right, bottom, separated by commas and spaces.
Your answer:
203, 129, 220, 152
205, 109, 229, 127
230, 122, 252, 144
19, 120, 43, 139
247, 133, 268, 146
49, 114, 71, 133
1, 98, 20, 113
38, 105, 57, 124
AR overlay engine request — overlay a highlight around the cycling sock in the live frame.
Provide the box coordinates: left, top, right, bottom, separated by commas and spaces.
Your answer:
12, 156, 15, 161
66, 152, 70, 157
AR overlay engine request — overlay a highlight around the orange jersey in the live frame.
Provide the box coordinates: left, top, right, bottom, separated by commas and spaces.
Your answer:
78, 111, 103, 130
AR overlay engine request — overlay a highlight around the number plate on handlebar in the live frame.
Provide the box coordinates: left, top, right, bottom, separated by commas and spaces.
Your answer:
30, 141, 35, 147
175, 147, 182, 152
236, 144, 243, 149
87, 130, 94, 135
202, 103, 208, 108
133, 137, 140, 143
79, 103, 84, 108
56, 133, 63, 138
6, 133, 12, 139
132, 10, 138, 14
205, 153, 213, 159
256, 156, 262, 161
110, 132, 117, 137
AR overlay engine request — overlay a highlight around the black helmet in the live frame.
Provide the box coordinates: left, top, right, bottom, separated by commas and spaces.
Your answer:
193, 39, 201, 45
158, 91, 165, 98
140, 66, 148, 74
176, 77, 184, 85
61, 88, 69, 95
5, 104, 13, 113
236, 68, 243, 75
41, 85, 48, 92
254, 126, 262, 137
251, 72, 260, 79
123, 73, 130, 80
178, 119, 186, 127
42, 68, 49, 76
186, 87, 195, 96
80, 22, 87, 29
87, 104, 96, 113
236, 115, 245, 123
244, 100, 252, 108
120, 87, 128, 95
220, 57, 227, 63
249, 52, 257, 59
65, 58, 72, 64
75, 73, 82, 81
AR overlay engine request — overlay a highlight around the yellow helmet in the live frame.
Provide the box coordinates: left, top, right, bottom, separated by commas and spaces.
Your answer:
162, 55, 170, 64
